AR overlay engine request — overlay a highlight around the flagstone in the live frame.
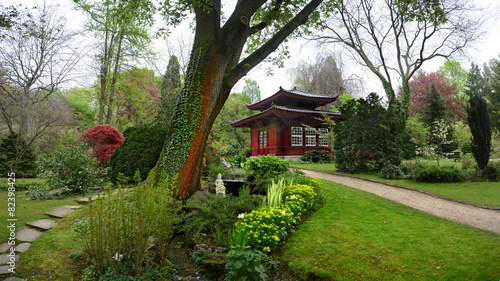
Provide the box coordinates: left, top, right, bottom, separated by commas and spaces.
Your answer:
45, 207, 73, 218
0, 243, 10, 253
13, 243, 30, 253
26, 219, 57, 231
15, 228, 42, 242
62, 205, 82, 209
0, 265, 13, 274
0, 254, 19, 265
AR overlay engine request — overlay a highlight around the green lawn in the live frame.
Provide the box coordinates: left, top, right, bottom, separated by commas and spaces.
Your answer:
291, 162, 500, 208
0, 191, 84, 242
281, 180, 500, 280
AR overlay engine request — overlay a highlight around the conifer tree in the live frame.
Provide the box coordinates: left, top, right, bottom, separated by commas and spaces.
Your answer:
466, 64, 491, 170
423, 85, 449, 126
156, 55, 182, 127
423, 84, 457, 153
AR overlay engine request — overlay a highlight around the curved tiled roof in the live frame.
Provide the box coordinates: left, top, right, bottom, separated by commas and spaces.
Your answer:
246, 87, 338, 111
230, 105, 341, 127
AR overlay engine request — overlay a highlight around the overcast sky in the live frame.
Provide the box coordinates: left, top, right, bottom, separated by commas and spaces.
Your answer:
7, 0, 500, 99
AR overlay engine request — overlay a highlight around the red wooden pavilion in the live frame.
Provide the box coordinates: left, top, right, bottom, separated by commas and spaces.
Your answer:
230, 87, 342, 160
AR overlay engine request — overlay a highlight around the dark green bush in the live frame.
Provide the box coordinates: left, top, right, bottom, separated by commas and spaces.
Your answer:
300, 150, 332, 163
245, 155, 290, 179
381, 164, 404, 180
333, 93, 408, 174
0, 132, 37, 178
482, 162, 500, 182
108, 125, 168, 184
412, 164, 465, 183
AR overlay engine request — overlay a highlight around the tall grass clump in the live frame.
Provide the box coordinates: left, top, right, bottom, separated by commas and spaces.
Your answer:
75, 172, 182, 278
264, 178, 286, 208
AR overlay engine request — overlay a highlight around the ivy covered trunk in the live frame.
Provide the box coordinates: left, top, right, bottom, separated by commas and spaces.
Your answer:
150, 1, 324, 199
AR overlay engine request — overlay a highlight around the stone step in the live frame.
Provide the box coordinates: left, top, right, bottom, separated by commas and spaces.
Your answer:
74, 194, 105, 204
61, 205, 81, 210
25, 219, 57, 231
0, 243, 10, 253
45, 207, 74, 218
13, 243, 30, 253
0, 254, 19, 265
15, 228, 42, 242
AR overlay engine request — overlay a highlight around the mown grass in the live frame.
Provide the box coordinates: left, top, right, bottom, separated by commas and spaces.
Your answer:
291, 162, 500, 208
0, 191, 84, 242
281, 180, 500, 280
0, 177, 46, 191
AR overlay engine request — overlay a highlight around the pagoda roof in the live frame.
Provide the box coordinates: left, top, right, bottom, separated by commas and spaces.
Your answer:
247, 87, 338, 111
230, 105, 341, 128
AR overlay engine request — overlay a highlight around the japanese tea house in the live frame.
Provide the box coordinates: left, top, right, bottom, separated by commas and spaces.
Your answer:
230, 87, 342, 160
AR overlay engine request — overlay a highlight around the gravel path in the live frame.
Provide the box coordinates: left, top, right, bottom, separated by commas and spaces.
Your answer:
301, 169, 500, 235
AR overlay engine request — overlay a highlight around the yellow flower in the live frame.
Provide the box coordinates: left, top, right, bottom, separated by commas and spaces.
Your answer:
263, 247, 270, 252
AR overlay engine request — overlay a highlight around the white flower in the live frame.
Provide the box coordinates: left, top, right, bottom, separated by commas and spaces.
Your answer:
112, 253, 123, 261
238, 213, 245, 219
290, 195, 296, 199
282, 210, 286, 215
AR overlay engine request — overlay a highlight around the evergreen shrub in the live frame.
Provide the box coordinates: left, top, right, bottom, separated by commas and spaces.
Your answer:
108, 125, 168, 184
482, 162, 500, 182
411, 164, 465, 183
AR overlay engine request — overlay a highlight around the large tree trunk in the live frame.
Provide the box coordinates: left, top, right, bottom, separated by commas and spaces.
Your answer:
152, 36, 234, 199
151, 0, 324, 199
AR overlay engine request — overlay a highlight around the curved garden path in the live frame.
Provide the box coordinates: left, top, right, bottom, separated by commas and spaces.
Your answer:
301, 169, 500, 235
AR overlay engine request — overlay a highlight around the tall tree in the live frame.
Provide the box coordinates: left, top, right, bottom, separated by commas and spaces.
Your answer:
156, 55, 182, 127
74, 0, 155, 124
152, 0, 327, 198
242, 79, 261, 104
315, 0, 483, 113
113, 67, 161, 130
483, 55, 500, 134
402, 70, 466, 121
0, 3, 82, 169
438, 60, 468, 103
466, 64, 491, 169
290, 55, 345, 96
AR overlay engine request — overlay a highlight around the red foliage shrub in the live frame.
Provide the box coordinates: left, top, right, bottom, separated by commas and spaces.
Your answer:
83, 124, 125, 166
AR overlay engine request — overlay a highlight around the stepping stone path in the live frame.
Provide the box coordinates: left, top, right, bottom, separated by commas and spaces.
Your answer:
25, 219, 57, 231
74, 194, 105, 204
45, 207, 74, 218
0, 204, 83, 280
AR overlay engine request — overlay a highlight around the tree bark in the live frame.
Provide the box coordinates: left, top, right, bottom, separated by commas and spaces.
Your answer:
152, 0, 323, 199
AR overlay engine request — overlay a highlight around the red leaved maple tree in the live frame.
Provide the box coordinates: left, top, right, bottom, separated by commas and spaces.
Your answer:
83, 124, 125, 166
398, 70, 466, 121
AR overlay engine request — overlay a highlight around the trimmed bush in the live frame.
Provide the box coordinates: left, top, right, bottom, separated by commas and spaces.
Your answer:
381, 164, 404, 180
245, 155, 290, 179
108, 125, 167, 184
412, 164, 465, 183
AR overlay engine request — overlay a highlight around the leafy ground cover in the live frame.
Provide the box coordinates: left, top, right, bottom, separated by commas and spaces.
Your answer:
291, 162, 500, 208
280, 180, 500, 280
